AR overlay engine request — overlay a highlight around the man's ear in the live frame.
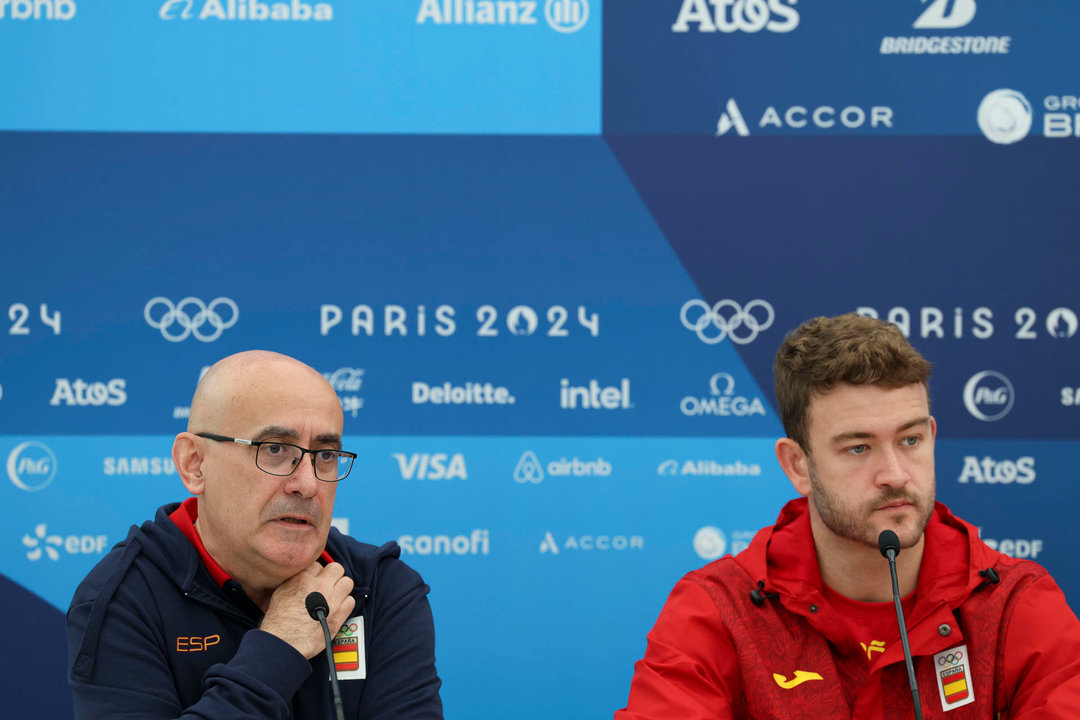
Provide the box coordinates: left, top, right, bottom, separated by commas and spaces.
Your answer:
173, 433, 205, 495
775, 437, 812, 497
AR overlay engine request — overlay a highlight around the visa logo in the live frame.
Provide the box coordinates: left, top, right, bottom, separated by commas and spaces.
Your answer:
393, 453, 467, 480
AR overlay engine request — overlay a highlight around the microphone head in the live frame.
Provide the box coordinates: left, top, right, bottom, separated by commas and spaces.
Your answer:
878, 529, 901, 559
305, 591, 330, 620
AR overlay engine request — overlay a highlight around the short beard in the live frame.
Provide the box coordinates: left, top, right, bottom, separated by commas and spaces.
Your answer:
806, 455, 935, 549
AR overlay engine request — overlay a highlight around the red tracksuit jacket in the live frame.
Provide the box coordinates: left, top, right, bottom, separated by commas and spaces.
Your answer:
616, 499, 1080, 719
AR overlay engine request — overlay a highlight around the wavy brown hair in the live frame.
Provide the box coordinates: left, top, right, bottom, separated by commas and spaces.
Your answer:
774, 314, 931, 449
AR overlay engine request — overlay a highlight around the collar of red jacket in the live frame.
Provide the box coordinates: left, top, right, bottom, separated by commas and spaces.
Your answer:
169, 496, 334, 588
737, 497, 1000, 609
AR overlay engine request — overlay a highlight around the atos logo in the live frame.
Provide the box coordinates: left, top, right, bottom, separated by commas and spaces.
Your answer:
681, 372, 767, 417
393, 453, 467, 480
963, 371, 1014, 422
7, 441, 57, 492
22, 523, 108, 562
672, 0, 798, 33
50, 378, 127, 407
958, 456, 1034, 485
0, 0, 76, 20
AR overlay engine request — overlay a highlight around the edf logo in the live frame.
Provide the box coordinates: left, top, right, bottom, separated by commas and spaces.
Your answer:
7, 441, 57, 492
963, 371, 1014, 422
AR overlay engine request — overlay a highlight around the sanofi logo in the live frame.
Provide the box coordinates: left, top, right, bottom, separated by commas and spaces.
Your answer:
963, 371, 1014, 422
7, 441, 57, 492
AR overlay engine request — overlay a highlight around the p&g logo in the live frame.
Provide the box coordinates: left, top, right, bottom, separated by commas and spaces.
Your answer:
7, 441, 57, 492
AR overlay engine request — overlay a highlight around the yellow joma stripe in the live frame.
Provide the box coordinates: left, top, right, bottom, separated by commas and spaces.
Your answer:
773, 670, 824, 689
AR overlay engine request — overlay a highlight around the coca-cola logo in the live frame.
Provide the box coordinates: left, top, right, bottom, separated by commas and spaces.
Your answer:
323, 368, 364, 392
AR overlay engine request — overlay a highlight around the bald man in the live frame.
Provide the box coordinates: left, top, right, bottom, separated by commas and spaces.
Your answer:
67, 351, 443, 719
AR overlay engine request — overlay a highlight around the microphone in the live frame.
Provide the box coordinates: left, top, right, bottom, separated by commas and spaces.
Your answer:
878, 530, 923, 720
306, 591, 345, 720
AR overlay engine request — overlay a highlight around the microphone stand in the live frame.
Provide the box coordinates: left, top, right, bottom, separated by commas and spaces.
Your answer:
878, 530, 923, 720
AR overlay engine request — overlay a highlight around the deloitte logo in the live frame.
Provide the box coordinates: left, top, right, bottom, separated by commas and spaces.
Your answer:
7, 441, 57, 492
977, 90, 1032, 145
963, 371, 1014, 422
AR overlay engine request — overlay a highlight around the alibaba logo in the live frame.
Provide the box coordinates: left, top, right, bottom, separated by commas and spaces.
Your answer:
773, 670, 823, 689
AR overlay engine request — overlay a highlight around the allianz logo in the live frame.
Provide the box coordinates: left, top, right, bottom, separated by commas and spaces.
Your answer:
394, 452, 467, 480
398, 529, 489, 556
560, 378, 631, 410
159, 0, 333, 21
412, 381, 515, 406
22, 523, 108, 562
0, 0, 75, 20
681, 372, 766, 417
957, 456, 1035, 485
672, 0, 798, 33
51, 378, 126, 407
513, 451, 611, 483
104, 457, 177, 476
539, 531, 643, 554
417, 0, 589, 33
658, 459, 761, 477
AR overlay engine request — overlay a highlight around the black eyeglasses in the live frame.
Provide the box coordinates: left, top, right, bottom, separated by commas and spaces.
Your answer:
196, 432, 356, 482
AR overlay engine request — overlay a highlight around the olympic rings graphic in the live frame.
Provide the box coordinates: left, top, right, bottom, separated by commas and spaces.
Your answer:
680, 299, 775, 345
938, 651, 964, 666
144, 297, 239, 343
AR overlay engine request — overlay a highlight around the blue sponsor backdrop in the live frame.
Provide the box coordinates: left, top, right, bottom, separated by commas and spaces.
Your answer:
2, 1, 1079, 718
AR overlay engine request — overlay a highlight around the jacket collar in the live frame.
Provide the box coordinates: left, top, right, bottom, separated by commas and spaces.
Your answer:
736, 497, 1001, 612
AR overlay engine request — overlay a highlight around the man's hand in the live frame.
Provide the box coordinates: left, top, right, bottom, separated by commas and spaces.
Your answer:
259, 562, 356, 659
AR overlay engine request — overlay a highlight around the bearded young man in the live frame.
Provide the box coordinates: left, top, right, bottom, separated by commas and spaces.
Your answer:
67, 351, 443, 719
616, 314, 1080, 719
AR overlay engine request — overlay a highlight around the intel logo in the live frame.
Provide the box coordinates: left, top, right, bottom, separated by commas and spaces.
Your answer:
963, 371, 1014, 422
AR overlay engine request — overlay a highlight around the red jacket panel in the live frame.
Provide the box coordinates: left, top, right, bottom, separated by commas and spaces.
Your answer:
616, 499, 1080, 720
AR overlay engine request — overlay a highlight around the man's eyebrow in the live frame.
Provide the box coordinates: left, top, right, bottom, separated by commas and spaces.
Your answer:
829, 416, 931, 445
314, 433, 342, 448
251, 425, 297, 442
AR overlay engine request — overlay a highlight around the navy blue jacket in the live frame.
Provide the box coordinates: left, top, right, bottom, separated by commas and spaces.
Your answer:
67, 503, 443, 719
